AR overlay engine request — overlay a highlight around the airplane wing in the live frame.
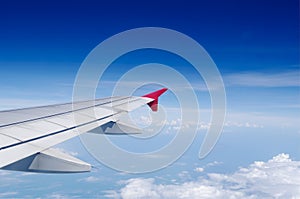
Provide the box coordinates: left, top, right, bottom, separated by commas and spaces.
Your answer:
0, 88, 167, 173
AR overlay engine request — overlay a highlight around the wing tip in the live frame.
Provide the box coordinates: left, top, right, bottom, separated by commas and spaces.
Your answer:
142, 88, 168, 112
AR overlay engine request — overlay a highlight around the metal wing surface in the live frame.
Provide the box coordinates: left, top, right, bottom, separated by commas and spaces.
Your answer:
0, 88, 167, 173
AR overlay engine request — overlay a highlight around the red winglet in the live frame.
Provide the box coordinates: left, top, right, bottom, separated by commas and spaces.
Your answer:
142, 88, 168, 112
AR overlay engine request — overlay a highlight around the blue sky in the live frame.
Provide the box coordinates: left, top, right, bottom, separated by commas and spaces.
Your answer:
0, 0, 299, 198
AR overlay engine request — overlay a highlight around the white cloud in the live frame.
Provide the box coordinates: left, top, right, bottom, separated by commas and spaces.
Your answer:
205, 161, 222, 168
178, 171, 191, 181
103, 190, 120, 199
0, 192, 18, 197
0, 170, 11, 176
225, 112, 300, 129
194, 167, 204, 173
78, 176, 101, 183
224, 121, 264, 128
0, 171, 24, 188
114, 153, 300, 199
20, 172, 37, 176
118, 178, 245, 199
139, 115, 152, 126
47, 193, 69, 199
197, 122, 211, 130
157, 115, 266, 133
224, 70, 300, 87
162, 107, 299, 129
197, 121, 264, 131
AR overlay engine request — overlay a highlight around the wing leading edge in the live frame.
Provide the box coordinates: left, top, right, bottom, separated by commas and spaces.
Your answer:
0, 88, 167, 173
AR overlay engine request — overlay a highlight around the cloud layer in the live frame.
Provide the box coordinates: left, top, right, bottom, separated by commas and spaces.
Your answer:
114, 153, 300, 199
224, 70, 300, 87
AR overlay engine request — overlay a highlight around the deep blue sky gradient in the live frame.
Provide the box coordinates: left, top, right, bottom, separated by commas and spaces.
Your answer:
0, 0, 298, 73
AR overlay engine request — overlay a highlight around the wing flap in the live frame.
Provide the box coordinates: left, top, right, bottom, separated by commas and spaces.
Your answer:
3, 148, 90, 173
29, 148, 91, 173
